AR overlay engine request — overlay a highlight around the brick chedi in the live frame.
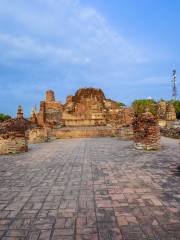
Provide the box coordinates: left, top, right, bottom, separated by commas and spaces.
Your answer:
133, 112, 160, 150
37, 90, 63, 126
0, 106, 30, 154
30, 107, 38, 125
62, 88, 133, 127
62, 88, 107, 126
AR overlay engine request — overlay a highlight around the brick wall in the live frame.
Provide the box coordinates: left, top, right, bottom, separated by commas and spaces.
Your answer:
51, 126, 115, 139
27, 127, 49, 143
0, 134, 28, 155
116, 125, 134, 140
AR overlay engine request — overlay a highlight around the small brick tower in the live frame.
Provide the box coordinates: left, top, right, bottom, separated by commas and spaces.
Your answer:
17, 105, 23, 119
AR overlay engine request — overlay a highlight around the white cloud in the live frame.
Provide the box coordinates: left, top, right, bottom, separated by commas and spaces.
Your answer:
0, 33, 90, 65
0, 0, 146, 68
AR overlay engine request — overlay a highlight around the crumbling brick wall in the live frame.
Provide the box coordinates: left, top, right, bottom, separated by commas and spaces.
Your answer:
27, 127, 49, 143
0, 118, 29, 154
0, 133, 28, 154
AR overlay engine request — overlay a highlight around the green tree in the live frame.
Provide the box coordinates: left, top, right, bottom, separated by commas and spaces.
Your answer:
117, 102, 126, 107
132, 99, 157, 116
0, 114, 11, 122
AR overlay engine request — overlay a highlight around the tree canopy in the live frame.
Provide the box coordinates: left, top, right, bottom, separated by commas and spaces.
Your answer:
0, 114, 11, 122
117, 102, 126, 107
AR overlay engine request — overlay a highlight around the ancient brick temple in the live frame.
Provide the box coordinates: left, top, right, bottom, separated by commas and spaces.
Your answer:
31, 88, 133, 128
27, 88, 133, 141
133, 112, 160, 150
0, 106, 29, 154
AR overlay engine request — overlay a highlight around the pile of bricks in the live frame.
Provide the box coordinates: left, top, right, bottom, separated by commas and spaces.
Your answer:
133, 112, 160, 150
160, 127, 180, 139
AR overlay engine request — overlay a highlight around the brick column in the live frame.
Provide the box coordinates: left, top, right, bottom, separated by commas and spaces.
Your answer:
133, 112, 160, 150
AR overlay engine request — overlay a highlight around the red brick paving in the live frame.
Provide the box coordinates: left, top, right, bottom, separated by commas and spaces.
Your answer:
0, 137, 179, 240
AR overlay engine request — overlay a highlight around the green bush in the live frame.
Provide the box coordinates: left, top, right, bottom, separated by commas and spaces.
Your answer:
0, 114, 11, 122
132, 99, 157, 116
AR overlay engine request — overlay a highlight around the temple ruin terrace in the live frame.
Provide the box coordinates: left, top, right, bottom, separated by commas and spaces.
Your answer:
0, 87, 179, 240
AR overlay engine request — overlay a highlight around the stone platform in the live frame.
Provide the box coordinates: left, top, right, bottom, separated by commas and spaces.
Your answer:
0, 137, 180, 240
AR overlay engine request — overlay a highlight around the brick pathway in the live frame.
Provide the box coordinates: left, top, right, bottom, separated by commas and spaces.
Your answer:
0, 137, 180, 240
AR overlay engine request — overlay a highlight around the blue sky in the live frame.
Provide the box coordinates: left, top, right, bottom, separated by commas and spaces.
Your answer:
0, 0, 180, 116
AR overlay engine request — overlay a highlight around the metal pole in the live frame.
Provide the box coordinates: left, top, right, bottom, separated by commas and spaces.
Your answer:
172, 70, 177, 100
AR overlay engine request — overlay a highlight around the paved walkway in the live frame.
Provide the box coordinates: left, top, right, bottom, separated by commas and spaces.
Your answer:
0, 137, 180, 240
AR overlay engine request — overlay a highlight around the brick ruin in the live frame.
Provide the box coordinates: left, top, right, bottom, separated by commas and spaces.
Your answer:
30, 89, 176, 134
31, 90, 63, 127
1, 88, 178, 154
32, 88, 133, 127
62, 88, 107, 126
133, 112, 160, 150
0, 106, 29, 154
157, 101, 176, 127
28, 88, 178, 144
28, 88, 134, 142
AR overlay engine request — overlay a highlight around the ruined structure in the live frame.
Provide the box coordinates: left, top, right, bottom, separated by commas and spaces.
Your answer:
133, 112, 160, 150
157, 101, 176, 127
2, 88, 179, 154
62, 88, 107, 126
165, 103, 176, 121
36, 90, 63, 127
160, 126, 180, 139
28, 88, 134, 141
28, 127, 49, 144
0, 106, 29, 154
31, 88, 133, 128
